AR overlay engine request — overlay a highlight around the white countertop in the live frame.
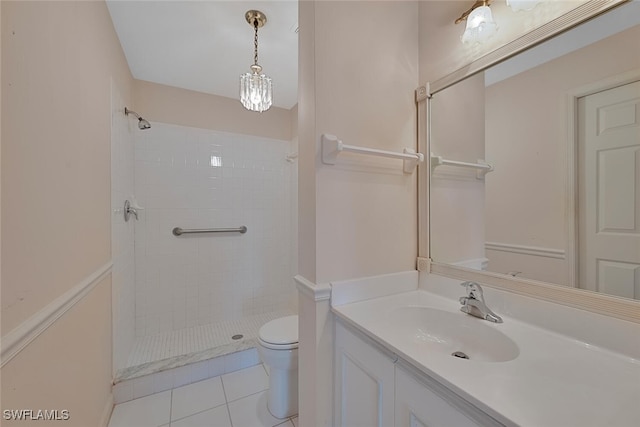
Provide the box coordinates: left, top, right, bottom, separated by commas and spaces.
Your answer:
332, 289, 640, 427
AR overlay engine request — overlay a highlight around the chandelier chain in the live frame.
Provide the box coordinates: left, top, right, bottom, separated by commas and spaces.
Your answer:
253, 20, 259, 66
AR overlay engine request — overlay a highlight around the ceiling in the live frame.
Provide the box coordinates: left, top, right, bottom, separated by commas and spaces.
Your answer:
106, 1, 298, 109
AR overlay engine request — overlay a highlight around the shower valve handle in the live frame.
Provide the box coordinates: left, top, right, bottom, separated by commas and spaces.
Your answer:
124, 200, 139, 222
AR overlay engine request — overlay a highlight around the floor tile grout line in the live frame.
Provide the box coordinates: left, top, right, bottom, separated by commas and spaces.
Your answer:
168, 401, 229, 424
224, 386, 270, 405
168, 389, 174, 426
220, 375, 229, 405
226, 402, 234, 427
220, 373, 234, 427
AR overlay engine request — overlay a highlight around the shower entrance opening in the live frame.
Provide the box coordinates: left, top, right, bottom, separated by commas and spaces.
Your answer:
110, 113, 298, 387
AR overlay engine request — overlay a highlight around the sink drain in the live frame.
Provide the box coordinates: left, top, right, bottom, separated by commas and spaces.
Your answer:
452, 351, 469, 360
232, 334, 243, 340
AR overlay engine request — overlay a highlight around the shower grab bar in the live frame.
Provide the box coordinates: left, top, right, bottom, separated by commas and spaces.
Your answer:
321, 134, 423, 174
172, 226, 247, 236
430, 152, 494, 179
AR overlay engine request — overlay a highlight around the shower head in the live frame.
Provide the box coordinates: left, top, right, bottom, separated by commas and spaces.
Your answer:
137, 118, 151, 130
125, 107, 151, 130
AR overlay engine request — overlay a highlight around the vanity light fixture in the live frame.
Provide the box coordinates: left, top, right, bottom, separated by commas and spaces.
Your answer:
455, 0, 498, 45
239, 10, 273, 112
506, 0, 541, 12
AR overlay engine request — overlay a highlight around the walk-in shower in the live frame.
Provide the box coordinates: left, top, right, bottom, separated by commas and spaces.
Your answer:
110, 109, 298, 401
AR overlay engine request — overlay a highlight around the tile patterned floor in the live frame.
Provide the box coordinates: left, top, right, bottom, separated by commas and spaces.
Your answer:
109, 364, 298, 427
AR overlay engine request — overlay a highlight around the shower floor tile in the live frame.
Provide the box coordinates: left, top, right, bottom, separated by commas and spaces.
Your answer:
117, 309, 293, 383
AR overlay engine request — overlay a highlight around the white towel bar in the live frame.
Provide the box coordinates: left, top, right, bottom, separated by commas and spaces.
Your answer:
321, 134, 424, 174
430, 152, 494, 179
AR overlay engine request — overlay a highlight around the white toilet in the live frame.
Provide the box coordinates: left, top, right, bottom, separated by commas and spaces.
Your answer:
257, 315, 299, 419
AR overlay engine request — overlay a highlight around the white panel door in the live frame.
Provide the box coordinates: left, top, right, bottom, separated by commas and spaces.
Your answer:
334, 321, 395, 427
578, 80, 640, 299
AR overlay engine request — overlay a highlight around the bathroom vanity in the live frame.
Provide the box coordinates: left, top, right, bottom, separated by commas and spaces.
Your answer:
330, 272, 640, 427
334, 320, 503, 427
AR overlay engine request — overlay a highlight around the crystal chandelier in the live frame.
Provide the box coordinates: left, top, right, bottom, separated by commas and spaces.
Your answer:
240, 10, 273, 112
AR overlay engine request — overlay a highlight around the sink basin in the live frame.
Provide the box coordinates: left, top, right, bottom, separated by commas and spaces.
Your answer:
387, 306, 519, 362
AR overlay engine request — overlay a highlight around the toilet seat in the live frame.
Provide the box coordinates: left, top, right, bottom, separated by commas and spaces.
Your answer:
259, 315, 298, 350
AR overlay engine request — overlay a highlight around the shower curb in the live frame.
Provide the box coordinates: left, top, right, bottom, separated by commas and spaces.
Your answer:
112, 347, 260, 404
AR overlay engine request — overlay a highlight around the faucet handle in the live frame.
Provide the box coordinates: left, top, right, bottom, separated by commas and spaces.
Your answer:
460, 281, 484, 300
124, 200, 139, 222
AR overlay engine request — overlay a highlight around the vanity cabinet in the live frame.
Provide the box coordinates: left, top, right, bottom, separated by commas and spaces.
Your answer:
335, 320, 505, 427
395, 364, 498, 427
334, 320, 396, 427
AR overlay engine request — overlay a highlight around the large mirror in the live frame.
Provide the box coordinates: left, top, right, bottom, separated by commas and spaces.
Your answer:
428, 0, 640, 302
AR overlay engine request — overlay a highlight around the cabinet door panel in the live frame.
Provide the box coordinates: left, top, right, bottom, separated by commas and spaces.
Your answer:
335, 321, 395, 427
395, 366, 482, 427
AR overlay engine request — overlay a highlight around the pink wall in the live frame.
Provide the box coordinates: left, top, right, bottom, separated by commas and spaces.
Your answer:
1, 2, 133, 425
134, 80, 294, 141
297, 2, 419, 425
300, 1, 419, 286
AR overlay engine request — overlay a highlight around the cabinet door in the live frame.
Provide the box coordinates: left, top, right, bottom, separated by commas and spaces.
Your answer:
334, 321, 396, 427
395, 365, 501, 427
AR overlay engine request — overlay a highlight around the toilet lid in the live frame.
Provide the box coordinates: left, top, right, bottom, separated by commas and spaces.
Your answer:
259, 315, 298, 346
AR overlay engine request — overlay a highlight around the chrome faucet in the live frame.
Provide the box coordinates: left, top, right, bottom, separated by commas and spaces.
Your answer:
459, 282, 503, 323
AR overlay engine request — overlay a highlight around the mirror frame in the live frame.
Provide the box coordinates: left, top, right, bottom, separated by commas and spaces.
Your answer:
416, 0, 640, 324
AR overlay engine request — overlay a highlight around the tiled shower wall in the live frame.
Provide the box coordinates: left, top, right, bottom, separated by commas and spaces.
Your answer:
134, 123, 296, 337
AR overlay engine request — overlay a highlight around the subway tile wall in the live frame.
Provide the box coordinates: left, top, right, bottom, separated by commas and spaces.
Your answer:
134, 123, 297, 337
111, 83, 137, 373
